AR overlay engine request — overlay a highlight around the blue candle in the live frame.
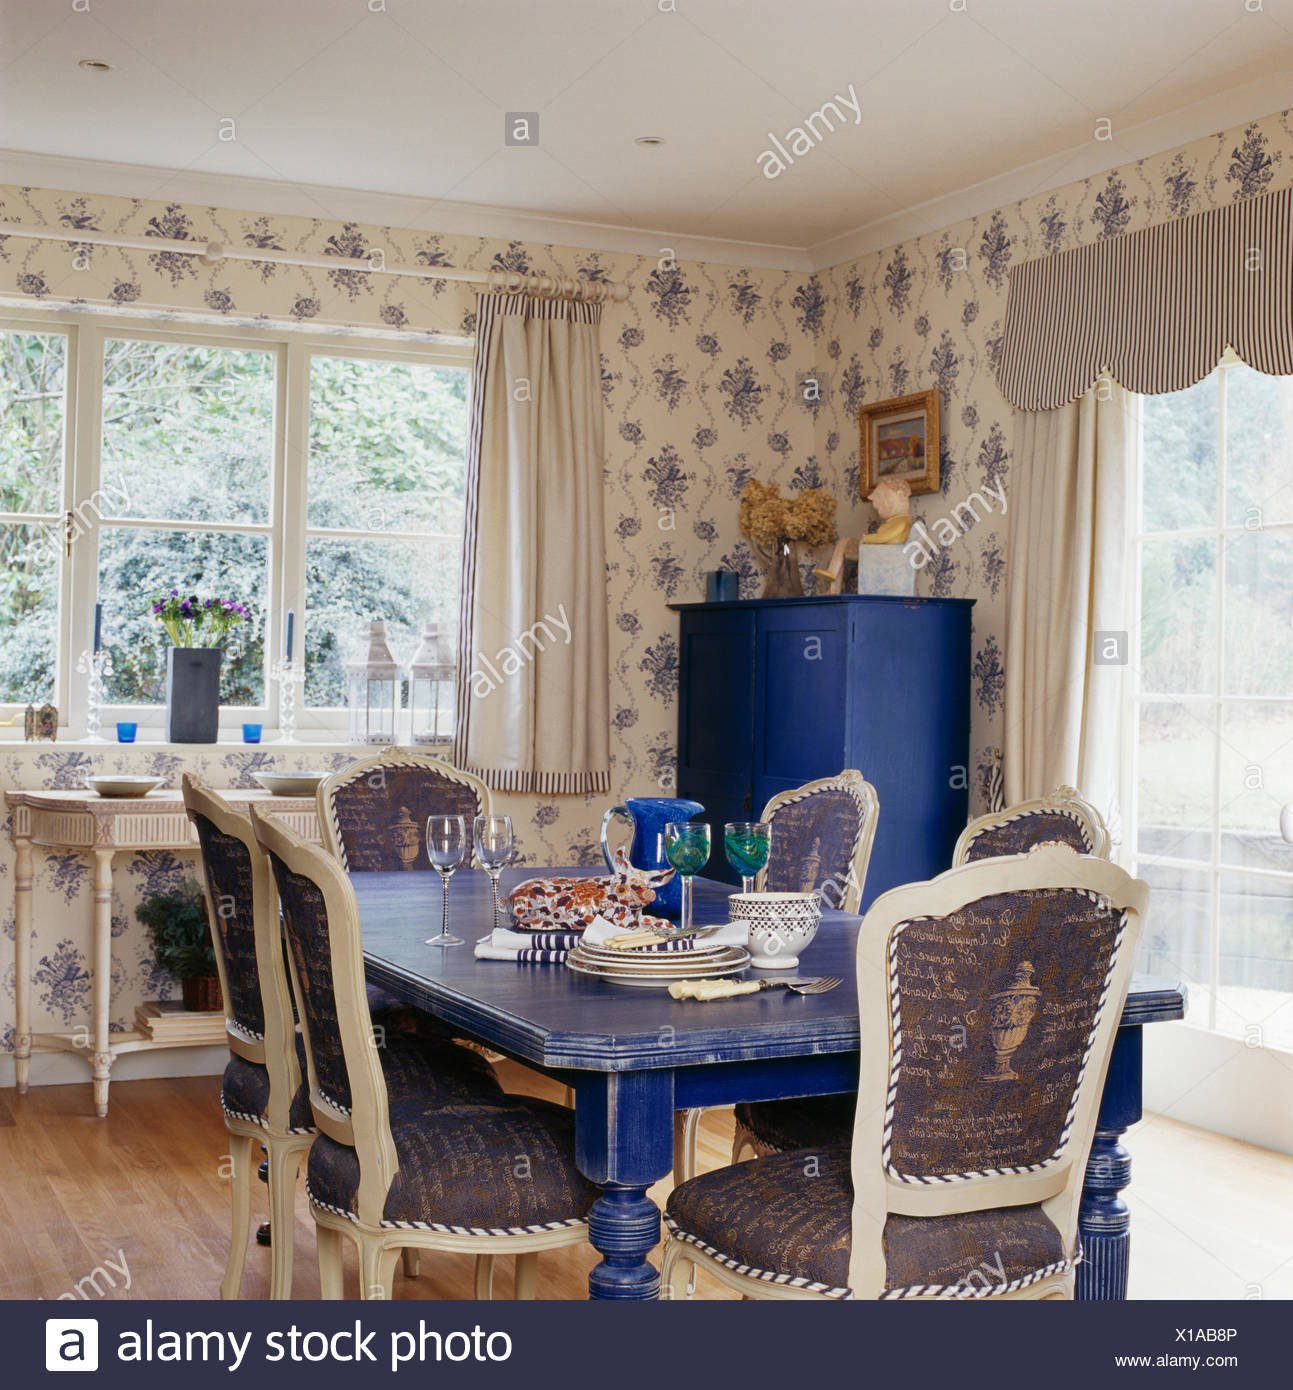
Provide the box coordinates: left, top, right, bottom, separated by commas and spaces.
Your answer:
285, 609, 295, 660
93, 602, 102, 654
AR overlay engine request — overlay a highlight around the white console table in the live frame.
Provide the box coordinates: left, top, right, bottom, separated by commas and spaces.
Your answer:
5, 788, 320, 1116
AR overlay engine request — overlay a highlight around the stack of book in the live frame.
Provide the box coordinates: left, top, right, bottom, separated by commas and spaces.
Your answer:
134, 1000, 227, 1046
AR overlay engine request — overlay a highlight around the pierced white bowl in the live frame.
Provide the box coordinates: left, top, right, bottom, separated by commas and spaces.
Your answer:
253, 771, 330, 796
728, 891, 821, 969
88, 775, 164, 798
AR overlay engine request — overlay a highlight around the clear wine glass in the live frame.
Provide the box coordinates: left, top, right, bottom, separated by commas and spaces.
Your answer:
664, 821, 711, 935
473, 813, 514, 933
425, 815, 467, 947
724, 821, 772, 894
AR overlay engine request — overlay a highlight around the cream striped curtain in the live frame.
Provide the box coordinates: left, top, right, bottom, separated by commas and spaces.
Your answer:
999, 185, 1293, 409
453, 293, 611, 794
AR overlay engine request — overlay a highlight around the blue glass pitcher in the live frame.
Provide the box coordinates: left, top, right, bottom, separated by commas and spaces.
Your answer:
600, 796, 705, 917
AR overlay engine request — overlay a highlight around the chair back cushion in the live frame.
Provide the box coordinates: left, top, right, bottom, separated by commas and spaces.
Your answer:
764, 787, 863, 900
325, 762, 483, 871
191, 812, 264, 1041
884, 887, 1127, 1182
268, 851, 353, 1113
962, 808, 1092, 862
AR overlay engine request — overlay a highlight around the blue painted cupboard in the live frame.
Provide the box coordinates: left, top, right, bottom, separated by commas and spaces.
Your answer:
670, 595, 975, 910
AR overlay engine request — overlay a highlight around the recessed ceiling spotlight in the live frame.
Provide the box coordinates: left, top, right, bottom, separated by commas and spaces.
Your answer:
78, 58, 113, 72
634, 135, 665, 146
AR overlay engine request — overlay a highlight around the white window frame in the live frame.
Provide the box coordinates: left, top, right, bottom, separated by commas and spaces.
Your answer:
1123, 352, 1293, 1048
0, 307, 472, 740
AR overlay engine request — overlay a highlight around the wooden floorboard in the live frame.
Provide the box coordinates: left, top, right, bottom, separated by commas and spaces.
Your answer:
1, 1063, 1286, 1300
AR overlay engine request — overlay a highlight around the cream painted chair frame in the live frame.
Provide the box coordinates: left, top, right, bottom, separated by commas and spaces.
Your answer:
729, 784, 1111, 1167
316, 745, 492, 869
755, 769, 880, 913
952, 784, 1110, 866
663, 845, 1148, 1300
250, 806, 590, 1300
675, 770, 880, 1185
182, 774, 314, 1300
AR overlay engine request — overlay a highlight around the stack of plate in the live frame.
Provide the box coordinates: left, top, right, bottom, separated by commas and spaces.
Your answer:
566, 937, 750, 989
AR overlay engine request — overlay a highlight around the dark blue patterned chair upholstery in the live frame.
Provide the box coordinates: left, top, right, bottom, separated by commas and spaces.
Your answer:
321, 750, 489, 872
665, 1145, 1067, 1299
955, 786, 1108, 866
761, 779, 872, 908
309, 1097, 598, 1234
192, 812, 265, 1044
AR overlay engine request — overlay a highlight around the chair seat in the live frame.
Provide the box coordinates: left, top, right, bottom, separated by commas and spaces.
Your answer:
307, 1096, 599, 1236
735, 1094, 855, 1153
222, 1032, 503, 1135
664, 1144, 1071, 1299
365, 978, 457, 1041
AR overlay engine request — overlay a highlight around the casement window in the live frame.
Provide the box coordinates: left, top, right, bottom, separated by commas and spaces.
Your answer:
1128, 356, 1293, 1052
0, 311, 470, 739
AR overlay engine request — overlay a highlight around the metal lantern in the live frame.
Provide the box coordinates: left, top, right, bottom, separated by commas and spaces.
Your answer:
345, 619, 400, 744
409, 623, 456, 744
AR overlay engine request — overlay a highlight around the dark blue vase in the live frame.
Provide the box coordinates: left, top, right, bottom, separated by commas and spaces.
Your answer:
165, 647, 222, 743
600, 796, 705, 917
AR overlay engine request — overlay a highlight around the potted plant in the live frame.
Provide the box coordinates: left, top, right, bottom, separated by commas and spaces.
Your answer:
738, 480, 838, 597
136, 878, 223, 1012
150, 590, 251, 742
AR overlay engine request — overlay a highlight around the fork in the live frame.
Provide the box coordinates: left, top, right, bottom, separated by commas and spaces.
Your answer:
668, 976, 842, 1001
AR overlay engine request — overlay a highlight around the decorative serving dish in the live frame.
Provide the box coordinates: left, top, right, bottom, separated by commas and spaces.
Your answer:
252, 771, 330, 796
728, 891, 821, 969
88, 775, 165, 798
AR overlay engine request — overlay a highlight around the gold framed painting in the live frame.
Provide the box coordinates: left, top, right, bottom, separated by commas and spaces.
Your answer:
859, 388, 940, 497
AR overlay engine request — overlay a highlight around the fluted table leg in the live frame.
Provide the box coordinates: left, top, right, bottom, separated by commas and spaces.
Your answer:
1077, 1024, 1142, 1301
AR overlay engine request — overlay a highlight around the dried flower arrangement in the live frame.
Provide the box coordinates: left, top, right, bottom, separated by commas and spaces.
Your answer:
738, 480, 837, 596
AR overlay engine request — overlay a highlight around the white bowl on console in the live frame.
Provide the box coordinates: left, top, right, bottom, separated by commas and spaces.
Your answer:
728, 891, 821, 969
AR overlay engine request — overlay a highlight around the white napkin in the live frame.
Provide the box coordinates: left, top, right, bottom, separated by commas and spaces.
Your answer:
487, 926, 581, 951
582, 915, 750, 949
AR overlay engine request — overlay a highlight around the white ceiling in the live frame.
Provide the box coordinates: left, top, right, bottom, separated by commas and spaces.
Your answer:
3, 0, 1293, 267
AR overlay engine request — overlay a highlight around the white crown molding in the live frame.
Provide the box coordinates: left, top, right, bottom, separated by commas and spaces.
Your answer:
808, 70, 1293, 271
3, 63, 1290, 282
0, 149, 814, 273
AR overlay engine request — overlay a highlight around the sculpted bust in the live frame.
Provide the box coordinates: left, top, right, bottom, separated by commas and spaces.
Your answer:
862, 477, 913, 545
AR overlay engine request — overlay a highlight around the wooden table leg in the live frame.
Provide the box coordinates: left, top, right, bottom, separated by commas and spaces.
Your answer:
1077, 1024, 1142, 1300
90, 849, 116, 1118
575, 1070, 674, 1300
12, 828, 33, 1093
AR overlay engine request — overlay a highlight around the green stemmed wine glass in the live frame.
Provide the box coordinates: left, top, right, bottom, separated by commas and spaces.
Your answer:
664, 821, 711, 934
724, 821, 771, 894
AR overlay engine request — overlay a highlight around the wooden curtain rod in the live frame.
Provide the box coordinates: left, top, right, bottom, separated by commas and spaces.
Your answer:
0, 221, 629, 303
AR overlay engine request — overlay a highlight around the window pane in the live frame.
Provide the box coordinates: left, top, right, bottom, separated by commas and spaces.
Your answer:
1136, 700, 1215, 861
1141, 372, 1217, 533
1222, 527, 1293, 696
1225, 366, 1293, 529
1219, 703, 1293, 843
1138, 534, 1216, 694
0, 329, 66, 515
303, 536, 458, 706
1218, 872, 1293, 1050
1136, 861, 1212, 1028
98, 528, 266, 705
0, 522, 59, 702
307, 355, 467, 533
100, 338, 274, 523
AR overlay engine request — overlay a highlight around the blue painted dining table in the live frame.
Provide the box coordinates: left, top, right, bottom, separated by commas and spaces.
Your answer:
351, 866, 1185, 1301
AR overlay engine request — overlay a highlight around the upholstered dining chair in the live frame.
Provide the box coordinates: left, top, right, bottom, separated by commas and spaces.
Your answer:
184, 776, 506, 1299
672, 769, 879, 1185
249, 806, 599, 1300
728, 784, 1112, 1168
317, 746, 491, 873
661, 844, 1148, 1300
952, 784, 1110, 864
756, 770, 880, 912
